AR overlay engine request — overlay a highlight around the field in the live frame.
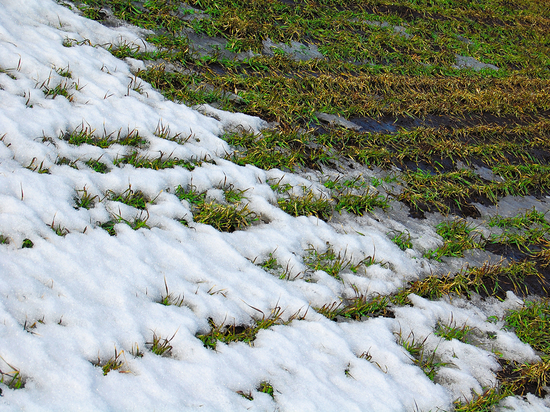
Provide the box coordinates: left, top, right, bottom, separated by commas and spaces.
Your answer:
1, 0, 549, 410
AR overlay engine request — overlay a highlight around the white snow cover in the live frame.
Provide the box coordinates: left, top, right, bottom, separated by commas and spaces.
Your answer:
0, 1, 548, 411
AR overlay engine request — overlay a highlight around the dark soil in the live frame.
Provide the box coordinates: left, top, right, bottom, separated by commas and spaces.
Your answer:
349, 112, 550, 134
497, 358, 548, 397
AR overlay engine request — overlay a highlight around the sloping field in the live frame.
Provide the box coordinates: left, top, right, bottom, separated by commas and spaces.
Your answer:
1, 0, 550, 410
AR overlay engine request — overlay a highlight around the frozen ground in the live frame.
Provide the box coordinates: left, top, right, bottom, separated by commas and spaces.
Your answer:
0, 1, 549, 411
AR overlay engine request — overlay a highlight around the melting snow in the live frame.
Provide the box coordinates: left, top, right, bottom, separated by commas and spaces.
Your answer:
0, 1, 548, 411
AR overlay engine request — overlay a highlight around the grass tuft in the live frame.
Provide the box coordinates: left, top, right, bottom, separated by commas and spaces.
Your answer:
388, 230, 413, 251
435, 317, 472, 343
425, 219, 482, 260
75, 187, 99, 209
257, 381, 274, 399
398, 260, 544, 301
22, 239, 34, 249
197, 306, 300, 350
158, 278, 185, 307
114, 151, 197, 171
304, 244, 374, 281
147, 331, 176, 357
505, 299, 550, 355
277, 189, 332, 221
175, 185, 257, 232
106, 187, 149, 210
0, 357, 25, 390
395, 331, 447, 381
93, 348, 129, 376
60, 125, 147, 148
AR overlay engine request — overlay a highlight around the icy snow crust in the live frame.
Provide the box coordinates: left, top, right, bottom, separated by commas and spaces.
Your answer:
0, 1, 547, 411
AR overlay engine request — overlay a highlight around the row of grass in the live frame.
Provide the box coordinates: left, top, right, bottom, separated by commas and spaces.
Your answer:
424, 210, 550, 267
76, 0, 550, 76
61, 0, 550, 221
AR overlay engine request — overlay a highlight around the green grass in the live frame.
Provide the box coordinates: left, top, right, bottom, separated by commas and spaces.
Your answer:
74, 187, 99, 210
175, 185, 257, 231
255, 252, 295, 280
0, 357, 25, 390
435, 319, 472, 343
99, 212, 151, 235
147, 331, 176, 357
158, 278, 185, 307
395, 260, 544, 301
114, 151, 197, 171
60, 126, 147, 148
395, 331, 447, 381
22, 239, 34, 249
257, 381, 275, 398
304, 244, 374, 281
0, 369, 24, 390
277, 189, 333, 221
334, 190, 389, 215
453, 387, 514, 412
76, 0, 550, 226
85, 159, 109, 173
388, 230, 413, 251
92, 348, 128, 375
505, 299, 550, 355
197, 306, 300, 350
106, 187, 149, 209
425, 219, 482, 260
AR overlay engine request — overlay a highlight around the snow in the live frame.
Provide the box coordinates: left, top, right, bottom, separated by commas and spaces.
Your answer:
0, 0, 548, 410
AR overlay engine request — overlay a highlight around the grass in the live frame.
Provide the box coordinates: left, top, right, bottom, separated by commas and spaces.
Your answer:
398, 260, 544, 301
114, 151, 197, 171
74, 187, 99, 210
486, 208, 550, 252
435, 318, 472, 343
254, 252, 296, 280
59, 125, 147, 148
38, 76, 76, 102
304, 244, 374, 281
454, 299, 550, 408
0, 357, 24, 390
334, 189, 389, 215
106, 187, 150, 210
93, 348, 129, 375
153, 121, 193, 145
147, 331, 177, 357
395, 331, 447, 381
158, 278, 185, 307
50, 221, 70, 237
175, 184, 257, 232
85, 159, 109, 173
197, 306, 300, 350
277, 189, 333, 221
453, 387, 514, 412
22, 239, 34, 249
100, 212, 151, 235
26, 158, 50, 174
388, 230, 413, 251
194, 201, 256, 232
340, 295, 393, 320
257, 381, 274, 399
425, 219, 482, 260
505, 299, 550, 355
78, 0, 550, 220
